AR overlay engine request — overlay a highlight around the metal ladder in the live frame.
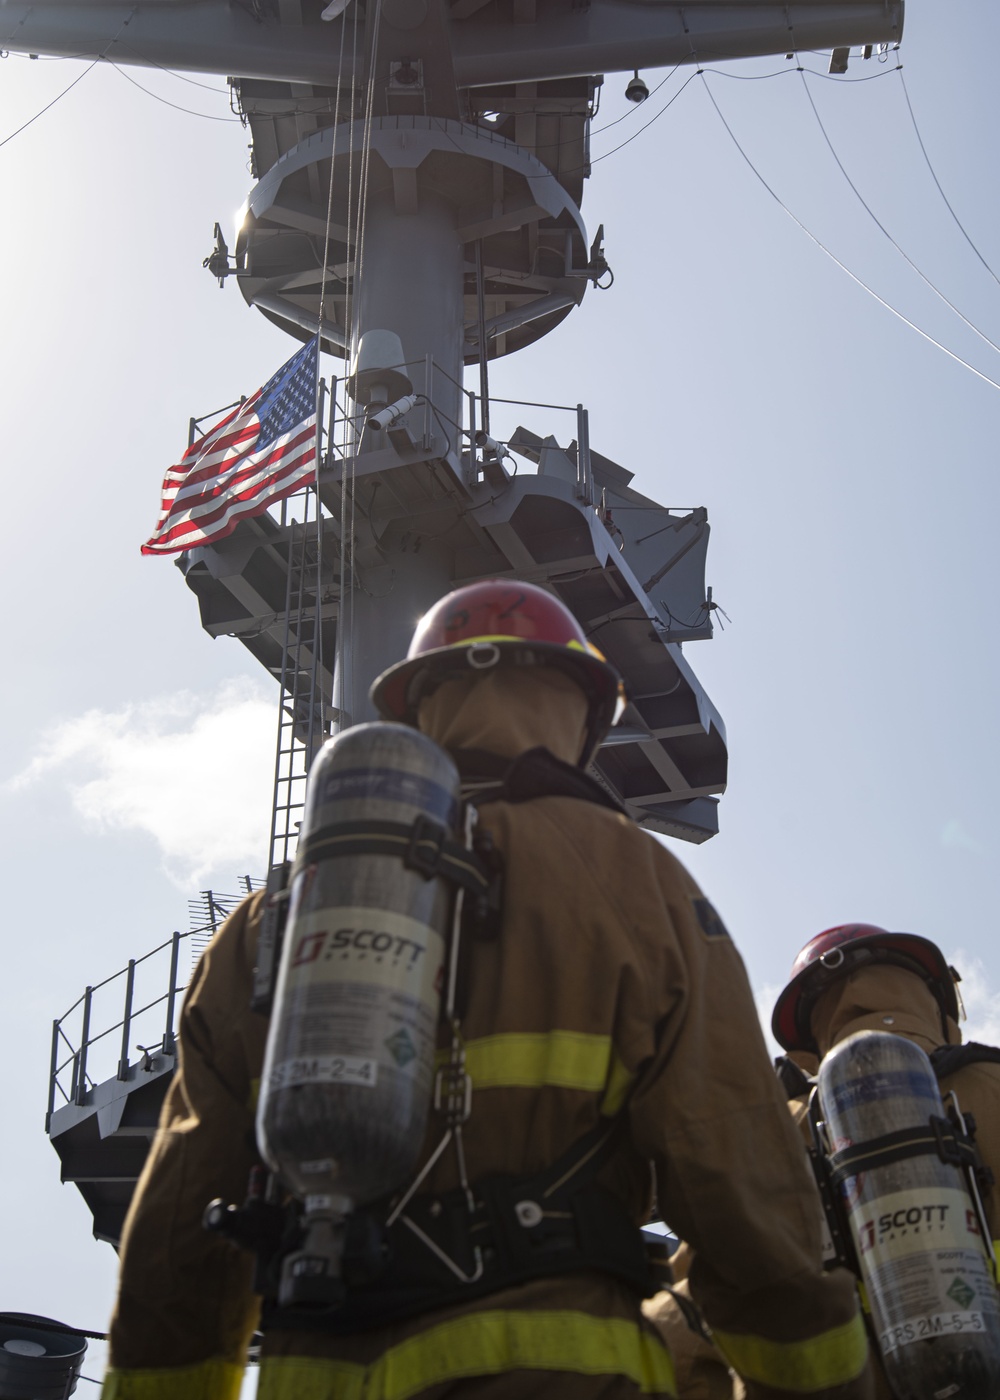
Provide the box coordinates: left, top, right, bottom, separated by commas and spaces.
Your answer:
268, 488, 332, 870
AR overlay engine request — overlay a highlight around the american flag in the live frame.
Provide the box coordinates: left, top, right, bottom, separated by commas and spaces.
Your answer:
141, 339, 319, 555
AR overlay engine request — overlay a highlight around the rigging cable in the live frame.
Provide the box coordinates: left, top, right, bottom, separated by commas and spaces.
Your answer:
108, 59, 240, 121
798, 65, 1000, 363
347, 0, 390, 666
898, 67, 1000, 295
0, 58, 97, 148
112, 45, 230, 92
587, 69, 700, 170
335, 1, 361, 729
589, 64, 680, 137
308, 0, 350, 762
0, 8, 139, 150
699, 72, 1000, 397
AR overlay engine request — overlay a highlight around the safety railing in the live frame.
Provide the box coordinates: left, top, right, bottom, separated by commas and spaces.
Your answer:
46, 885, 259, 1129
320, 355, 595, 504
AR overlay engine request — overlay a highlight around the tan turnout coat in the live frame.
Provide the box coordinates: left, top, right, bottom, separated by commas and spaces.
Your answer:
650, 959, 1000, 1400
102, 670, 868, 1400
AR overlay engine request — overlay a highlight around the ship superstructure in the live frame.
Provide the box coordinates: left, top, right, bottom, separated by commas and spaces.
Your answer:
4, 0, 903, 1295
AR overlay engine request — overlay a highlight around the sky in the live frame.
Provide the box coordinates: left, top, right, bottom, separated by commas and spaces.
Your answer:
2, 0, 1000, 1388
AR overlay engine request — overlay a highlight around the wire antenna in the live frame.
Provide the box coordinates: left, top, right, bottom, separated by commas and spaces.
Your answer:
898, 69, 1000, 296
798, 68, 1000, 365
701, 72, 1000, 398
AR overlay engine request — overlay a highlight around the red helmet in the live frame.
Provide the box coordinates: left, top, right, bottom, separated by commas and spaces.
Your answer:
771, 923, 961, 1054
370, 579, 627, 766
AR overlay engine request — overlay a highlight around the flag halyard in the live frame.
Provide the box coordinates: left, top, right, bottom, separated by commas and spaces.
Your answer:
141, 339, 319, 556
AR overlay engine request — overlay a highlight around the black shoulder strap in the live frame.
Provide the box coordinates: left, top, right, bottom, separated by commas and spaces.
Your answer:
931, 1042, 1000, 1079
774, 1054, 815, 1101
294, 814, 496, 900
453, 747, 628, 816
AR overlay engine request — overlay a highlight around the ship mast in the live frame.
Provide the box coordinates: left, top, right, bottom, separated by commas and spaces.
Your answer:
23, 0, 905, 1269
1, 0, 903, 853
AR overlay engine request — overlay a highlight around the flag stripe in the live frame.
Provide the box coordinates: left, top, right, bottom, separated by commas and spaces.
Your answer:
142, 341, 319, 556
143, 434, 317, 549
144, 438, 317, 544
141, 466, 315, 554
156, 424, 316, 525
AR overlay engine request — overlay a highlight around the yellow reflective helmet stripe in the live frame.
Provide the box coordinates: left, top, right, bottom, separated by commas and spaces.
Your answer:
712, 1312, 868, 1392
442, 1032, 634, 1115
101, 1360, 244, 1400
258, 1308, 676, 1400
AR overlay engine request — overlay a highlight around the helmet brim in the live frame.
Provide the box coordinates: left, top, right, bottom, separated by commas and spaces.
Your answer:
771, 931, 959, 1053
370, 638, 625, 768
373, 638, 621, 724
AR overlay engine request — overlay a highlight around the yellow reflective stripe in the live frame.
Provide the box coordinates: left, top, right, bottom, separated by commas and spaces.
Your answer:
259, 1309, 675, 1400
438, 1033, 635, 1116
249, 1076, 260, 1112
101, 1360, 244, 1400
465, 1031, 609, 1091
601, 1050, 635, 1116
713, 1312, 868, 1392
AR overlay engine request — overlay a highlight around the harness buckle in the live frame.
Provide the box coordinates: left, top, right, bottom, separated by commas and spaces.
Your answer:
406, 815, 447, 879
434, 1059, 473, 1124
931, 1113, 966, 1167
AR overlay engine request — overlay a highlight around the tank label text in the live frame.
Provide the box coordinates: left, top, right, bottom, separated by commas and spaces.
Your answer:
880, 1310, 984, 1354
269, 1054, 378, 1091
855, 1188, 981, 1264
266, 904, 446, 1095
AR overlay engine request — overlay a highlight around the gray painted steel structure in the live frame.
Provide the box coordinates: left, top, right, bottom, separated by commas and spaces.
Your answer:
21, 0, 901, 1231
0, 0, 904, 846
0, 4, 903, 88
5, 0, 904, 848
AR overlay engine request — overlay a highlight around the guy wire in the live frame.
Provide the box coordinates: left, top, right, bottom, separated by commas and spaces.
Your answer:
898, 68, 1000, 297
309, 4, 350, 759
798, 67, 1000, 365
336, 0, 361, 730
344, 0, 383, 725
700, 73, 1000, 398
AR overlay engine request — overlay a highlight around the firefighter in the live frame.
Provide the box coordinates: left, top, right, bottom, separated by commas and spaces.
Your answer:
101, 580, 872, 1400
771, 923, 1000, 1399
645, 927, 1000, 1399
772, 923, 1000, 1237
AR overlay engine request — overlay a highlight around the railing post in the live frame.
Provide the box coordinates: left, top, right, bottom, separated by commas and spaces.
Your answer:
118, 959, 136, 1081
46, 1020, 60, 1130
163, 931, 181, 1056
576, 403, 593, 505
75, 987, 93, 1107
467, 388, 477, 483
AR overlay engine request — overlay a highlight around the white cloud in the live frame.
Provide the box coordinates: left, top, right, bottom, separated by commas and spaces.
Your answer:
7, 680, 276, 885
941, 819, 983, 855
950, 948, 1000, 1047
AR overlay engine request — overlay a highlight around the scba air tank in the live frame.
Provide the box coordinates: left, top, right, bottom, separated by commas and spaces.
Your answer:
818, 1030, 1000, 1399
256, 722, 460, 1303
